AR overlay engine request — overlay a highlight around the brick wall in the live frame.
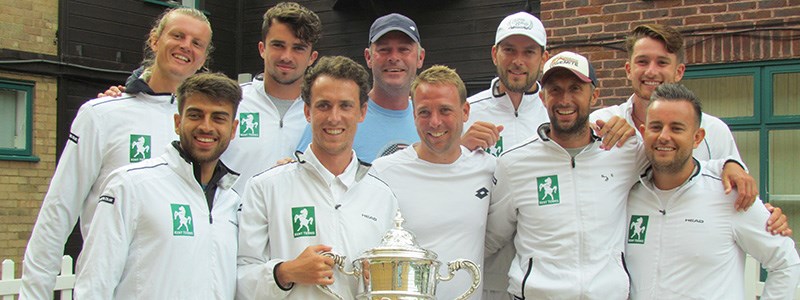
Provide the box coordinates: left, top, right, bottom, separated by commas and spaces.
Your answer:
0, 0, 58, 56
541, 0, 800, 107
0, 72, 58, 276
0, 0, 59, 276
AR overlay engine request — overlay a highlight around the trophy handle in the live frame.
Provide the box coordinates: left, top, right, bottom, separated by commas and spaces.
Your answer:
436, 259, 481, 300
316, 252, 359, 300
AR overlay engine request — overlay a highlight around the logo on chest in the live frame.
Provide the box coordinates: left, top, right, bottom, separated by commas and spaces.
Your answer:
129, 134, 151, 162
537, 175, 560, 205
239, 112, 260, 137
171, 204, 194, 236
292, 206, 317, 238
627, 215, 649, 244
485, 136, 504, 157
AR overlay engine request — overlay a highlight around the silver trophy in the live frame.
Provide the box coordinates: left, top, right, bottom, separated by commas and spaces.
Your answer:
318, 211, 481, 299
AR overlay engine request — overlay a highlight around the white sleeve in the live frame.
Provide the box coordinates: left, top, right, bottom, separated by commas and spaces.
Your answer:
589, 104, 626, 124
20, 103, 104, 300
701, 114, 744, 164
236, 179, 291, 300
485, 159, 518, 256
733, 199, 800, 300
73, 170, 136, 299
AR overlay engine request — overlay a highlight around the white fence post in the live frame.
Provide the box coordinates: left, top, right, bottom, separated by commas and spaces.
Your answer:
55, 256, 75, 300
0, 256, 76, 300
1, 259, 21, 300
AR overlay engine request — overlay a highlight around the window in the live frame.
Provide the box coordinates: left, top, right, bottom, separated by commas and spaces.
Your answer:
683, 60, 800, 251
0, 79, 37, 162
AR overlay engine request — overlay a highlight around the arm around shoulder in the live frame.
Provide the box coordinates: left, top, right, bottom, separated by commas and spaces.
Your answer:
734, 200, 800, 300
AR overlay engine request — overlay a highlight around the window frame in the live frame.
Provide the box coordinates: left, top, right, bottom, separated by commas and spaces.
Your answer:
0, 78, 39, 162
684, 59, 800, 202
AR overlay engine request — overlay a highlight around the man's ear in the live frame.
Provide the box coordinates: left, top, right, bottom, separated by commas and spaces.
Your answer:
173, 113, 181, 134
674, 63, 686, 82
491, 45, 498, 66
364, 48, 373, 68
462, 101, 471, 123
693, 127, 706, 149
230, 119, 239, 140
304, 103, 312, 123
625, 61, 633, 81
590, 86, 600, 106
416, 47, 426, 68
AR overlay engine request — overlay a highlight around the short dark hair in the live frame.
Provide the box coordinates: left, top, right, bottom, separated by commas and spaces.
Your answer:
176, 73, 242, 114
649, 83, 702, 128
412, 65, 467, 104
626, 24, 685, 64
301, 56, 370, 107
262, 2, 322, 47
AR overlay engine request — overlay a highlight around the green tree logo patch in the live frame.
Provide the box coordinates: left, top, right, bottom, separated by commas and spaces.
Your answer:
292, 206, 316, 238
239, 112, 260, 137
486, 135, 504, 157
537, 175, 560, 205
129, 134, 151, 162
628, 215, 649, 244
171, 204, 194, 236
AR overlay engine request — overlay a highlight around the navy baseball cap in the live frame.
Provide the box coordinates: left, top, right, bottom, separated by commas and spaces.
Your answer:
369, 13, 421, 45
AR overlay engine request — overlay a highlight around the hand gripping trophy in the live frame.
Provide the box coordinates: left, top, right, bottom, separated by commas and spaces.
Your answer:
319, 211, 481, 299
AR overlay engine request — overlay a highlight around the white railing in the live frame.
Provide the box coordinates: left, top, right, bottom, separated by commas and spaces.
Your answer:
745, 254, 800, 299
0, 255, 794, 299
0, 256, 75, 300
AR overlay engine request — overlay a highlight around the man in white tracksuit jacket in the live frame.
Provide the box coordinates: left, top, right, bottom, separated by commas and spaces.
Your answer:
74, 73, 243, 299
20, 8, 214, 299
485, 51, 754, 299
589, 24, 742, 164
625, 83, 800, 299
236, 56, 398, 299
222, 2, 321, 192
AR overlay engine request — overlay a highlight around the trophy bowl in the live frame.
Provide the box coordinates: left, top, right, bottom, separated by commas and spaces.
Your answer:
319, 211, 480, 300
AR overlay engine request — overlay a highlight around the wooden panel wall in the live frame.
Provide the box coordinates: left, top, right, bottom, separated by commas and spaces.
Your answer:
241, 0, 539, 95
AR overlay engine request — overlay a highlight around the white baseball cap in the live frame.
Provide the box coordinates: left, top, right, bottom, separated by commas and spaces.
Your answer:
541, 51, 597, 86
495, 12, 547, 47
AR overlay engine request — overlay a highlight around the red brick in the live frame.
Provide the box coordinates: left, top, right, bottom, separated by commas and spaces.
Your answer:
670, 7, 699, 17
653, 0, 683, 8
566, 16, 590, 27
603, 22, 629, 33
728, 1, 758, 11
577, 24, 602, 34
700, 4, 726, 14
577, 6, 602, 16
774, 8, 799, 17
543, 18, 564, 28
565, 0, 590, 9
553, 9, 577, 18
602, 3, 630, 14
601, 78, 627, 88
553, 27, 578, 37
589, 0, 615, 5
714, 13, 741, 23
741, 10, 772, 20
643, 9, 669, 19
614, 12, 641, 22
758, 0, 787, 9
603, 60, 625, 69
685, 15, 713, 25
589, 15, 613, 24
541, 1, 565, 11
